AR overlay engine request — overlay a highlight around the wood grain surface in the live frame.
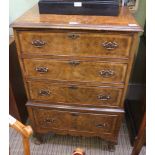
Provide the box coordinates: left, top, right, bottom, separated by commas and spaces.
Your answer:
27, 81, 124, 108
12, 5, 142, 32
23, 59, 128, 84
27, 103, 123, 143
18, 31, 132, 58
13, 5, 142, 145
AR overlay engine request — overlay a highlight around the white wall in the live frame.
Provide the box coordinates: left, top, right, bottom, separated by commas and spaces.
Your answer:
9, 0, 38, 34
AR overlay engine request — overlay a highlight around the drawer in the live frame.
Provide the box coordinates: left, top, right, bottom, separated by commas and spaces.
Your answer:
18, 31, 132, 58
23, 59, 127, 84
33, 108, 71, 130
27, 81, 123, 108
32, 107, 122, 134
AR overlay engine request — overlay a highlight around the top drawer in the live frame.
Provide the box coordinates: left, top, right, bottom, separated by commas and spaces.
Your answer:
18, 31, 132, 58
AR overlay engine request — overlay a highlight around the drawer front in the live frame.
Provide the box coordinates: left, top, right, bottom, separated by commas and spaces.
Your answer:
23, 59, 127, 84
19, 31, 74, 55
33, 108, 72, 130
32, 108, 121, 134
18, 31, 132, 58
28, 81, 123, 107
76, 112, 119, 133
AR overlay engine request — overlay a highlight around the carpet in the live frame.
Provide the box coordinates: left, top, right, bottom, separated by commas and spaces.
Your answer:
9, 121, 146, 155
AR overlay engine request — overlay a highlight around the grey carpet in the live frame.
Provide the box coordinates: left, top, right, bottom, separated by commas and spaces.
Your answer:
9, 121, 146, 155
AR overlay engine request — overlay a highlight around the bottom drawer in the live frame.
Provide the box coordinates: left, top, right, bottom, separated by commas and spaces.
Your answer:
28, 104, 123, 138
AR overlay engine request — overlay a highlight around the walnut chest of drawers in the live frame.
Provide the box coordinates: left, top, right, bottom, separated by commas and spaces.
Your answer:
12, 5, 142, 146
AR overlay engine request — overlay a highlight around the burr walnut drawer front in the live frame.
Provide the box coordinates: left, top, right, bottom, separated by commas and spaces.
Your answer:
27, 81, 123, 108
18, 31, 132, 58
32, 108, 121, 134
23, 59, 127, 84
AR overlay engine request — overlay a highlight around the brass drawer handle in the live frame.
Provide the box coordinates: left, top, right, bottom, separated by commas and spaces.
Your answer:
32, 39, 46, 48
44, 118, 55, 123
102, 41, 118, 50
99, 69, 115, 78
68, 84, 78, 89
96, 123, 107, 128
38, 89, 51, 96
68, 60, 80, 66
68, 33, 80, 39
35, 67, 48, 73
97, 95, 111, 101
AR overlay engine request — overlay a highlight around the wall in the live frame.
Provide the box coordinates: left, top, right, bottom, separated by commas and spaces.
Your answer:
127, 0, 146, 100
9, 0, 38, 34
134, 0, 146, 31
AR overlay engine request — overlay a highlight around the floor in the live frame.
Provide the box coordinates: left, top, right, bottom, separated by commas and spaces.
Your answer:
9, 121, 146, 155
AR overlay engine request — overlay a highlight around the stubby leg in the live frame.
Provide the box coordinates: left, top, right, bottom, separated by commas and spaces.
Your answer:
107, 142, 116, 152
33, 132, 43, 145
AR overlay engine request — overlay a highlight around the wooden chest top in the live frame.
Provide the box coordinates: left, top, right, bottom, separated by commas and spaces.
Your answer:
12, 5, 142, 32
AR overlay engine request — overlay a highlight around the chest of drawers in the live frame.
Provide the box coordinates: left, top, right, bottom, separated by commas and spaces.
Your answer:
12, 5, 142, 148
